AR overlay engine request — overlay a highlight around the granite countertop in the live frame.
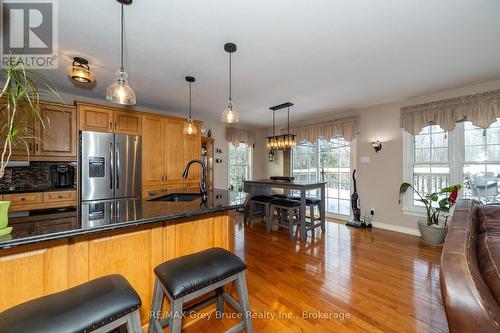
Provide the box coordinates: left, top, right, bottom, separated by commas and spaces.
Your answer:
0, 189, 247, 249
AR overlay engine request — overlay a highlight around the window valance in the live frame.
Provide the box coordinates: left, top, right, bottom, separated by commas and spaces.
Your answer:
226, 127, 255, 147
291, 116, 360, 143
400, 89, 500, 134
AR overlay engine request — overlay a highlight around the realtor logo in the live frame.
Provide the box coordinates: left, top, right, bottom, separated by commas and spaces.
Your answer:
1, 0, 58, 68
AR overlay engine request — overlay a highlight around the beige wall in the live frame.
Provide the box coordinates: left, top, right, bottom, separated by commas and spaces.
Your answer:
255, 79, 500, 232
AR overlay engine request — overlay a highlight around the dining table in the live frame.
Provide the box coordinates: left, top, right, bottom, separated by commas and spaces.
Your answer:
243, 179, 326, 241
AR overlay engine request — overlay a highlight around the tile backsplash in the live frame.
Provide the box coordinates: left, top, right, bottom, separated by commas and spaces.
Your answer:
0, 162, 76, 193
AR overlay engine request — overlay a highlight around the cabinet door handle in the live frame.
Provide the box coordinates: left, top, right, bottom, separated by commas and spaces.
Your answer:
35, 143, 39, 151
21, 198, 25, 201
29, 143, 32, 151
114, 122, 117, 130
109, 122, 113, 131
58, 195, 63, 198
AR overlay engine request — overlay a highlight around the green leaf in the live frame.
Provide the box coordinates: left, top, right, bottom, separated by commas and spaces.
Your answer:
430, 193, 438, 201
399, 182, 412, 194
438, 198, 448, 208
441, 184, 462, 192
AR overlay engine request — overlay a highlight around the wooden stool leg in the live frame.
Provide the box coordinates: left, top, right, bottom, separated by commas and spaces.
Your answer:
148, 278, 164, 333
235, 272, 254, 333
169, 298, 183, 333
310, 205, 315, 237
247, 202, 254, 228
288, 209, 295, 240
216, 287, 225, 313
126, 309, 143, 333
266, 205, 273, 234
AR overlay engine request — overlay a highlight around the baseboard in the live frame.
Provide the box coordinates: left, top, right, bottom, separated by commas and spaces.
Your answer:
371, 221, 421, 236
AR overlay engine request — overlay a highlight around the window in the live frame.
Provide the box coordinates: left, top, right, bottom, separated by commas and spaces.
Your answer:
404, 118, 500, 211
412, 125, 450, 206
228, 143, 251, 192
292, 137, 353, 216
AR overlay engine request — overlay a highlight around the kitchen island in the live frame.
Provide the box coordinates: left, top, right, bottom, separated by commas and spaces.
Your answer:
0, 189, 247, 325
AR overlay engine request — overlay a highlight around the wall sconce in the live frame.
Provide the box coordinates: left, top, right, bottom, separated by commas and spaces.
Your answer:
67, 57, 95, 83
371, 140, 382, 152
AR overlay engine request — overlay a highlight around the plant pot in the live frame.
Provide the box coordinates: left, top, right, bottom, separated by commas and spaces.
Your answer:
417, 220, 447, 246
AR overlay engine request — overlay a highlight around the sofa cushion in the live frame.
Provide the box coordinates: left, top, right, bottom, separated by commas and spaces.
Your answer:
477, 204, 500, 305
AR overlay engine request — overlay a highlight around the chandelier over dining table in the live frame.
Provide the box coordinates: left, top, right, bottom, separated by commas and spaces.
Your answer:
266, 102, 297, 150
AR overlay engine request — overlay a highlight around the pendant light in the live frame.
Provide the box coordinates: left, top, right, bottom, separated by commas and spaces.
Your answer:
106, 0, 136, 105
221, 42, 239, 123
183, 76, 197, 135
266, 102, 297, 150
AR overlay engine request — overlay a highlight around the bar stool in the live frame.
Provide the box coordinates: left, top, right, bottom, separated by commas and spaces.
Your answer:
0, 274, 142, 333
269, 198, 302, 239
288, 196, 324, 235
246, 194, 275, 229
148, 247, 253, 333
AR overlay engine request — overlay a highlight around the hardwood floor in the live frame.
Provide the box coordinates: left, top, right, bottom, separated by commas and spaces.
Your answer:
185, 214, 448, 333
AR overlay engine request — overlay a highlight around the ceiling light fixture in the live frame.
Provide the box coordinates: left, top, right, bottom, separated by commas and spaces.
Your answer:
183, 76, 197, 135
221, 42, 239, 123
106, 0, 136, 105
266, 102, 297, 151
67, 57, 95, 83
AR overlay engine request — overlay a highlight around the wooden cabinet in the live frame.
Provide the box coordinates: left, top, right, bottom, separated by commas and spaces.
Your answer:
113, 110, 141, 135
165, 119, 186, 185
142, 116, 166, 186
141, 115, 202, 196
77, 102, 141, 136
1, 101, 77, 161
201, 136, 215, 190
35, 103, 77, 158
3, 190, 77, 212
78, 103, 113, 132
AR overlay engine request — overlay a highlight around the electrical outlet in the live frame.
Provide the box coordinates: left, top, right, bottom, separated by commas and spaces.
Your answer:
370, 207, 375, 215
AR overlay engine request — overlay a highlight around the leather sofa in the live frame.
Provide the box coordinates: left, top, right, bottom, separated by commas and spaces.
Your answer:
440, 199, 500, 332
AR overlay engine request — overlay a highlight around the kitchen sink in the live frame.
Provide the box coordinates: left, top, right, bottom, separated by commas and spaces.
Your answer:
149, 193, 201, 202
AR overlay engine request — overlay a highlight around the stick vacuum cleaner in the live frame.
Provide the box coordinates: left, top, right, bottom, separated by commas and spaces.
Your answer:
346, 169, 372, 228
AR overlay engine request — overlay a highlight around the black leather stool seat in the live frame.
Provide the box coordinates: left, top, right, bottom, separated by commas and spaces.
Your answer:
270, 198, 302, 207
288, 196, 321, 205
154, 247, 247, 300
251, 194, 275, 203
0, 274, 141, 333
271, 194, 288, 199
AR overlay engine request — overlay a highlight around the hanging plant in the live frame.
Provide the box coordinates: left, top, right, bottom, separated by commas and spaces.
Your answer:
0, 56, 59, 178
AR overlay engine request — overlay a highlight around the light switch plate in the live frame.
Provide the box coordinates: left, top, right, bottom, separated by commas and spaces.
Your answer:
361, 156, 370, 163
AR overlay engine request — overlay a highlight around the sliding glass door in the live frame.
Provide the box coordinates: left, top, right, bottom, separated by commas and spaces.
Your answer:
292, 137, 353, 216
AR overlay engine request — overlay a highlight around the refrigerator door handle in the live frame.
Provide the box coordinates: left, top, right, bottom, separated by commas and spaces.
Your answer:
109, 142, 113, 189
116, 142, 120, 189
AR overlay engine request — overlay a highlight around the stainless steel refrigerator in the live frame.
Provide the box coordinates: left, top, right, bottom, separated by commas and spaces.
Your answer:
80, 131, 141, 201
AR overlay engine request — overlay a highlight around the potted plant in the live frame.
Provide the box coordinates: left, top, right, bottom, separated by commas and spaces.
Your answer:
0, 56, 59, 235
399, 182, 460, 245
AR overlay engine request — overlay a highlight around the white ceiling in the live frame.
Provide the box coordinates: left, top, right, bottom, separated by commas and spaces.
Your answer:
43, 0, 500, 127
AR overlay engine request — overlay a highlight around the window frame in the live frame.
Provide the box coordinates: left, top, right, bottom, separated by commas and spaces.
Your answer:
227, 142, 252, 192
402, 120, 500, 216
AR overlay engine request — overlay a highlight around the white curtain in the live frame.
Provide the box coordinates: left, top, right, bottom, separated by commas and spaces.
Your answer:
291, 116, 360, 143
226, 127, 256, 147
400, 89, 500, 134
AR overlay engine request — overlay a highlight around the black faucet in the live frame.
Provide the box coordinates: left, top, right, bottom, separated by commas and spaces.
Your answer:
182, 159, 207, 200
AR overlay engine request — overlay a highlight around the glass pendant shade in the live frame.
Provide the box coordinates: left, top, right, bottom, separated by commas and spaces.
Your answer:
183, 119, 197, 135
106, 69, 136, 105
221, 101, 239, 123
